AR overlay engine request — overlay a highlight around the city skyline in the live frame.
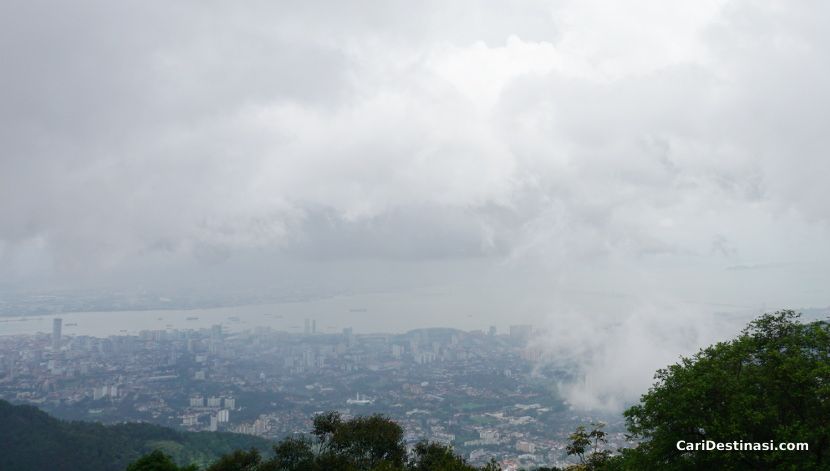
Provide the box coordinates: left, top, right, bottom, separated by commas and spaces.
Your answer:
2, 2, 830, 467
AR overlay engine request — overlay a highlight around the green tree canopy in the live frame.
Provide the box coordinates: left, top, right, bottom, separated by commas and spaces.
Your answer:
205, 449, 262, 471
125, 450, 198, 471
621, 310, 830, 469
407, 441, 476, 471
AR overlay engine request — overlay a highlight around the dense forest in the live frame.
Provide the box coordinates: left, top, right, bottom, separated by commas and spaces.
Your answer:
0, 399, 269, 471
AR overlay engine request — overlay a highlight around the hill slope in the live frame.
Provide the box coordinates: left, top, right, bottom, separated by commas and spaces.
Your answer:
0, 400, 270, 471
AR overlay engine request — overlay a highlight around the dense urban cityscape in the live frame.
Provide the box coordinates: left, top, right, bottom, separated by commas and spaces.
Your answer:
0, 315, 626, 470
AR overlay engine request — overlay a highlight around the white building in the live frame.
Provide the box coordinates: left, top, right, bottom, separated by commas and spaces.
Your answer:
346, 393, 373, 405
516, 441, 536, 453
479, 429, 499, 445
92, 385, 118, 400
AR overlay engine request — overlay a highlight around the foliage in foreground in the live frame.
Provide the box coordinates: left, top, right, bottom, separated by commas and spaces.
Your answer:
617, 310, 830, 470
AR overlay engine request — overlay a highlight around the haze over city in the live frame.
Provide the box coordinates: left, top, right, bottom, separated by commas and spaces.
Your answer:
2, 2, 830, 462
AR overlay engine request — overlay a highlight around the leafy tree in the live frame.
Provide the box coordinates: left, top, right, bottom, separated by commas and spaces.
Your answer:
206, 449, 262, 471
565, 423, 610, 470
566, 425, 591, 464
408, 440, 476, 470
267, 437, 315, 471
125, 450, 198, 471
321, 413, 406, 469
622, 310, 830, 469
480, 459, 503, 471
312, 411, 342, 453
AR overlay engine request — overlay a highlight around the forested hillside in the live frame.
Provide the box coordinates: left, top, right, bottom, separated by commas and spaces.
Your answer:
0, 399, 270, 471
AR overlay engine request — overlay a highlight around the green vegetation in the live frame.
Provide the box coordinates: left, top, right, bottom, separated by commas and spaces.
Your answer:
614, 310, 830, 470
126, 450, 198, 471
0, 399, 269, 471
568, 310, 830, 470
564, 423, 610, 470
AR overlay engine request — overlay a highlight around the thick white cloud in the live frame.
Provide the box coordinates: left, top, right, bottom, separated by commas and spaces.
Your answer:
2, 0, 830, 409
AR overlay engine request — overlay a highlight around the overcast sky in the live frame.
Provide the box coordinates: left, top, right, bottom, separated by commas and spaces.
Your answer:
2, 0, 829, 409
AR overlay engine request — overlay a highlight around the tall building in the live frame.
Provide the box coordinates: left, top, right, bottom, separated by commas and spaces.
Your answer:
304, 318, 311, 335
343, 327, 355, 347
52, 318, 62, 351
209, 324, 224, 354
509, 325, 533, 342
253, 417, 267, 435
92, 385, 118, 400
211, 324, 222, 340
